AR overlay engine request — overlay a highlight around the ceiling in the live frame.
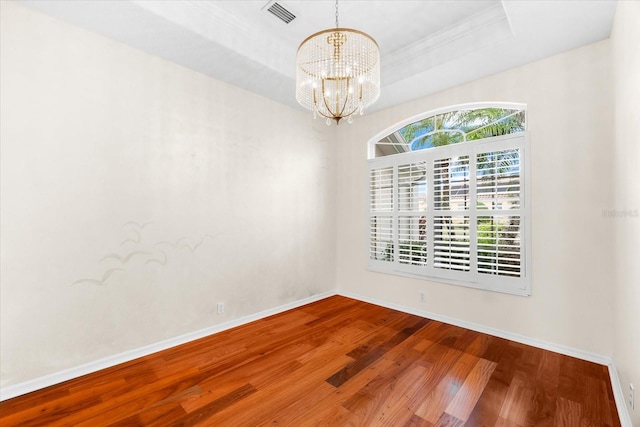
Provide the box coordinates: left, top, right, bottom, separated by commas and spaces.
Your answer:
20, 0, 617, 114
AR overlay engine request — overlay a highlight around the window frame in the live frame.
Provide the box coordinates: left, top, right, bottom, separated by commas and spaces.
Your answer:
367, 104, 531, 296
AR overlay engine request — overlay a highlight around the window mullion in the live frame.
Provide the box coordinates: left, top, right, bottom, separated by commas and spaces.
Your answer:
393, 163, 399, 269
426, 152, 434, 276
469, 146, 478, 280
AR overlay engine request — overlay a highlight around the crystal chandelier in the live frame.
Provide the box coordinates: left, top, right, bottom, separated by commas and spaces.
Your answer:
295, 0, 380, 125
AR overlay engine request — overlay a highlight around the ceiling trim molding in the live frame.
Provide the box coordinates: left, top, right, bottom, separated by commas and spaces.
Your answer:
382, 3, 513, 84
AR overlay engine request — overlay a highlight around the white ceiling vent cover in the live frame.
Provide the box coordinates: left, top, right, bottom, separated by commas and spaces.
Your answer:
265, 2, 296, 24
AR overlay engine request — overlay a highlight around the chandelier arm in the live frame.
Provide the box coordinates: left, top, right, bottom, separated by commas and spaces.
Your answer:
322, 94, 337, 118
313, 107, 360, 125
336, 77, 352, 118
318, 76, 356, 119
313, 106, 335, 120
320, 80, 338, 118
341, 105, 360, 118
313, 97, 359, 122
313, 102, 341, 121
313, 90, 359, 119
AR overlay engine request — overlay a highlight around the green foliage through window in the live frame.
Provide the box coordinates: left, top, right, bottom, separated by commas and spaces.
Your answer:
376, 107, 526, 157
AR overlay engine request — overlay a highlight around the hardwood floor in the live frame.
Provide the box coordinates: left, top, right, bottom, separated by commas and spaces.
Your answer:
0, 296, 620, 426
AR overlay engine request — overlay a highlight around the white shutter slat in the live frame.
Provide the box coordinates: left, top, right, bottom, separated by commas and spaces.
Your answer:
477, 215, 521, 277
433, 215, 470, 272
369, 216, 393, 261
398, 162, 428, 212
433, 156, 470, 211
369, 167, 394, 212
398, 215, 427, 266
476, 149, 521, 209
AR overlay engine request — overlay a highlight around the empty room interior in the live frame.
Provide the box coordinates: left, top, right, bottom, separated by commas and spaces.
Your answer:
0, 0, 638, 425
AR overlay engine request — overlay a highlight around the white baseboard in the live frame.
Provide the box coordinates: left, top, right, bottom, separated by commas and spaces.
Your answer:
0, 290, 336, 402
337, 290, 609, 363
608, 362, 634, 427
0, 289, 633, 426
337, 290, 633, 426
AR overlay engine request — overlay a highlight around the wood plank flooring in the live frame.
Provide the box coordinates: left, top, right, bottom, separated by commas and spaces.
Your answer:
0, 296, 621, 426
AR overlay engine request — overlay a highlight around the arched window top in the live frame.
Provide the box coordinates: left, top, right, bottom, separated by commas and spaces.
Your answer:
370, 102, 526, 159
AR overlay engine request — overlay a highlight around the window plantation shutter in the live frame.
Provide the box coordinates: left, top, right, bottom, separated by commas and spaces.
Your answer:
367, 133, 529, 296
433, 155, 471, 273
397, 161, 428, 266
369, 166, 394, 262
476, 148, 523, 277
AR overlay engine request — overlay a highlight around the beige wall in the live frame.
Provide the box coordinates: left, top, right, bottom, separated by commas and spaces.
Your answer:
336, 40, 615, 356
612, 1, 640, 424
0, 1, 336, 387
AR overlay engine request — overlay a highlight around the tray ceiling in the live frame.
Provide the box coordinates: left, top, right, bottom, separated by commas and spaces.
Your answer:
20, 0, 617, 113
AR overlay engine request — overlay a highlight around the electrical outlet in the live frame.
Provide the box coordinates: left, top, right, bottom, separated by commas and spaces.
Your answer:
419, 291, 425, 302
630, 383, 635, 410
217, 302, 225, 315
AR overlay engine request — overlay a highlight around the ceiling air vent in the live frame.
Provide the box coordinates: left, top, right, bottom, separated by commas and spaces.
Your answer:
266, 2, 296, 24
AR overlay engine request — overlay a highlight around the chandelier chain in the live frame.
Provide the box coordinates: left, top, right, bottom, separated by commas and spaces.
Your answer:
335, 0, 339, 28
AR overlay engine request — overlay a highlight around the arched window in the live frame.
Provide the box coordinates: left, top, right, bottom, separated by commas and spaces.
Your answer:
367, 103, 530, 295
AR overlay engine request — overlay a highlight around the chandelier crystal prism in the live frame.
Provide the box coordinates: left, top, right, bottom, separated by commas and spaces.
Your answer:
296, 0, 380, 125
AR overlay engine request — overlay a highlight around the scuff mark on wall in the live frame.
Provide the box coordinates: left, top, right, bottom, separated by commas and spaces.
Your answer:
70, 221, 221, 287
